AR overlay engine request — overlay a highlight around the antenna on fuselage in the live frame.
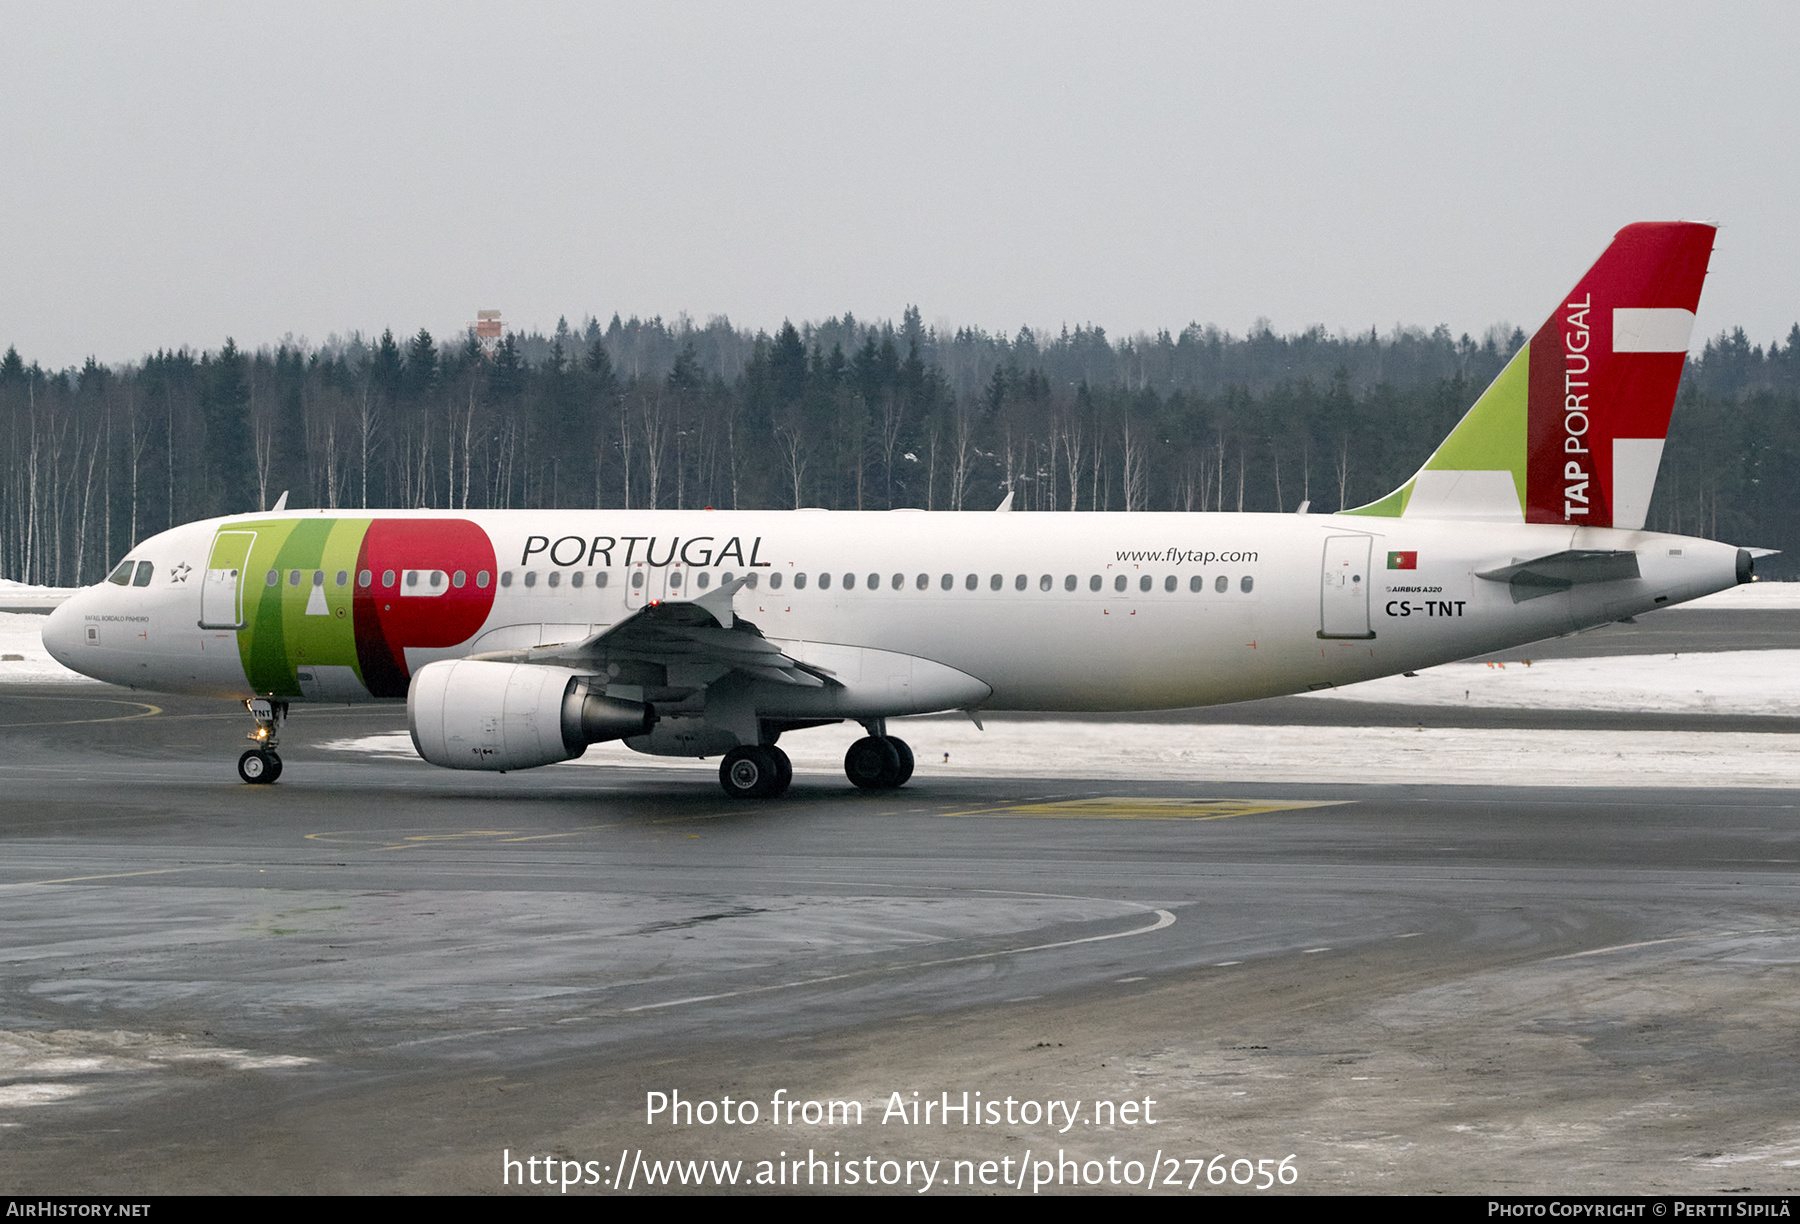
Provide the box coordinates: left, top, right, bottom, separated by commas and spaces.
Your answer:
270, 490, 289, 511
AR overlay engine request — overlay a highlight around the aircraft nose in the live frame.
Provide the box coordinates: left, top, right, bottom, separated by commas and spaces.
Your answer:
42, 593, 86, 667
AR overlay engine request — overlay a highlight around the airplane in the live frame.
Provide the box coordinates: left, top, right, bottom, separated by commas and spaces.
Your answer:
42, 222, 1762, 799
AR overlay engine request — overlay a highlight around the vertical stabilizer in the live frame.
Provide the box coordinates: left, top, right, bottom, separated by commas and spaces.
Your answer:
1347, 222, 1715, 528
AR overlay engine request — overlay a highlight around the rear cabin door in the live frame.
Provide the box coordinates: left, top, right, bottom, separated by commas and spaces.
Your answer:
1318, 535, 1375, 639
199, 530, 256, 629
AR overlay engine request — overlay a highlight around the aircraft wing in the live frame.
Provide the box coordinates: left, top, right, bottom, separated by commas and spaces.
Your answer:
468, 576, 829, 688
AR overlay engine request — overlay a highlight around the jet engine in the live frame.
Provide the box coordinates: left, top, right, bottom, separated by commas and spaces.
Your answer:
407, 659, 656, 771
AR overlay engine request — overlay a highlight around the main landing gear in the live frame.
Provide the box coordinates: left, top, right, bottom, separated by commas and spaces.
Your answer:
719, 744, 793, 800
716, 720, 913, 800
844, 731, 914, 792
238, 697, 287, 785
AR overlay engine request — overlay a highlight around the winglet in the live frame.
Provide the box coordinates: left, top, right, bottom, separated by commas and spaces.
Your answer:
1346, 222, 1716, 528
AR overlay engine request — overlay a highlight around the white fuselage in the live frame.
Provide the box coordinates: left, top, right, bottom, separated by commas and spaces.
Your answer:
43, 508, 1743, 715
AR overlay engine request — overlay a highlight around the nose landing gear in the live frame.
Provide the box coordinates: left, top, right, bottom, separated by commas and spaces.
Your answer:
239, 697, 286, 784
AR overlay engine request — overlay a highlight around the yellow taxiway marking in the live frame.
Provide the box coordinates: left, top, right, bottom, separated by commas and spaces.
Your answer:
941, 797, 1352, 821
0, 867, 192, 888
0, 698, 162, 728
306, 823, 634, 851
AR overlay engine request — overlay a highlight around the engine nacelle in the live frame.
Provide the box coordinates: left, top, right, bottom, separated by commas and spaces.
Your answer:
408, 659, 656, 771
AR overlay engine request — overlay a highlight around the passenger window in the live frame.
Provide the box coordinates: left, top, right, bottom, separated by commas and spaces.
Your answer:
1241, 575, 1255, 593
1164, 575, 1176, 592
405, 570, 419, 588
940, 574, 954, 591
524, 571, 537, 588
989, 574, 1002, 591
266, 569, 279, 587
720, 571, 734, 584
892, 573, 904, 590
1038, 574, 1051, 591
794, 572, 808, 590
453, 570, 467, 588
965, 574, 978, 591
1014, 574, 1026, 591
694, 572, 707, 589
916, 573, 929, 590
1189, 575, 1203, 593
667, 571, 682, 589
1089, 575, 1102, 592
108, 560, 134, 585
358, 569, 372, 588
499, 571, 512, 588
1114, 575, 1127, 592
1214, 575, 1228, 593
1064, 574, 1077, 591
744, 572, 758, 589
547, 571, 561, 588
842, 573, 854, 590
816, 572, 830, 590
868, 573, 880, 590
336, 570, 349, 588
769, 572, 784, 590
383, 569, 396, 588
629, 571, 644, 589
1138, 575, 1151, 592
313, 570, 325, 588
133, 561, 155, 587
290, 570, 303, 587
595, 571, 608, 588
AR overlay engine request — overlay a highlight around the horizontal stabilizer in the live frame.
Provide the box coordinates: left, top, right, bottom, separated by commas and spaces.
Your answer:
1476, 549, 1640, 603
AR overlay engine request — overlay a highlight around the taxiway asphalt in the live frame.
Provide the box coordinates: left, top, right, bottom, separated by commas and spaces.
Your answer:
0, 666, 1796, 1195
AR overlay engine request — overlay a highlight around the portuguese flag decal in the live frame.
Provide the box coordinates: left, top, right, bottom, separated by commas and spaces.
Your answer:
1387, 551, 1418, 570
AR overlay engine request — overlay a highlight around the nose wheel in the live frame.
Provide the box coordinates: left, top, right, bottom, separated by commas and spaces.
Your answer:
238, 748, 283, 784
240, 697, 288, 784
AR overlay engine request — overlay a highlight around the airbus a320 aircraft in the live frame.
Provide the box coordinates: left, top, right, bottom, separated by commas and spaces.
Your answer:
44, 222, 1762, 798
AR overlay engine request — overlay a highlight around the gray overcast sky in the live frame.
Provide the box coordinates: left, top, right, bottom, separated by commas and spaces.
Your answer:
4, 2, 1797, 368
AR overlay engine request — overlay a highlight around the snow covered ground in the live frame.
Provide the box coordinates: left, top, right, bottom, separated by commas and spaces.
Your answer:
1672, 581, 1800, 610
1303, 649, 1800, 716
0, 612, 95, 683
0, 580, 76, 613
321, 720, 1800, 790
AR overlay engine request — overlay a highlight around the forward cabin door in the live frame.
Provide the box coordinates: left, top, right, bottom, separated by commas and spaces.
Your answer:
1319, 535, 1375, 639
199, 530, 256, 629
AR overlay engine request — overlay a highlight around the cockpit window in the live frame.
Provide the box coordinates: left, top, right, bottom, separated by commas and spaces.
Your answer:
132, 561, 154, 587
108, 560, 134, 586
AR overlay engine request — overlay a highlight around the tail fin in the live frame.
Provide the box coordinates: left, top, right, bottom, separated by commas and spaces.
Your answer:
1347, 222, 1715, 528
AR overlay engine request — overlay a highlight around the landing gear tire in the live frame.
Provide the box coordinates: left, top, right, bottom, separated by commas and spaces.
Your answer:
845, 736, 902, 790
769, 746, 793, 797
720, 745, 784, 799
886, 737, 914, 787
238, 748, 281, 785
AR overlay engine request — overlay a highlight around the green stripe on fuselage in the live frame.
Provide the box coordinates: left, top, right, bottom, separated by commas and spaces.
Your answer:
236, 518, 372, 696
